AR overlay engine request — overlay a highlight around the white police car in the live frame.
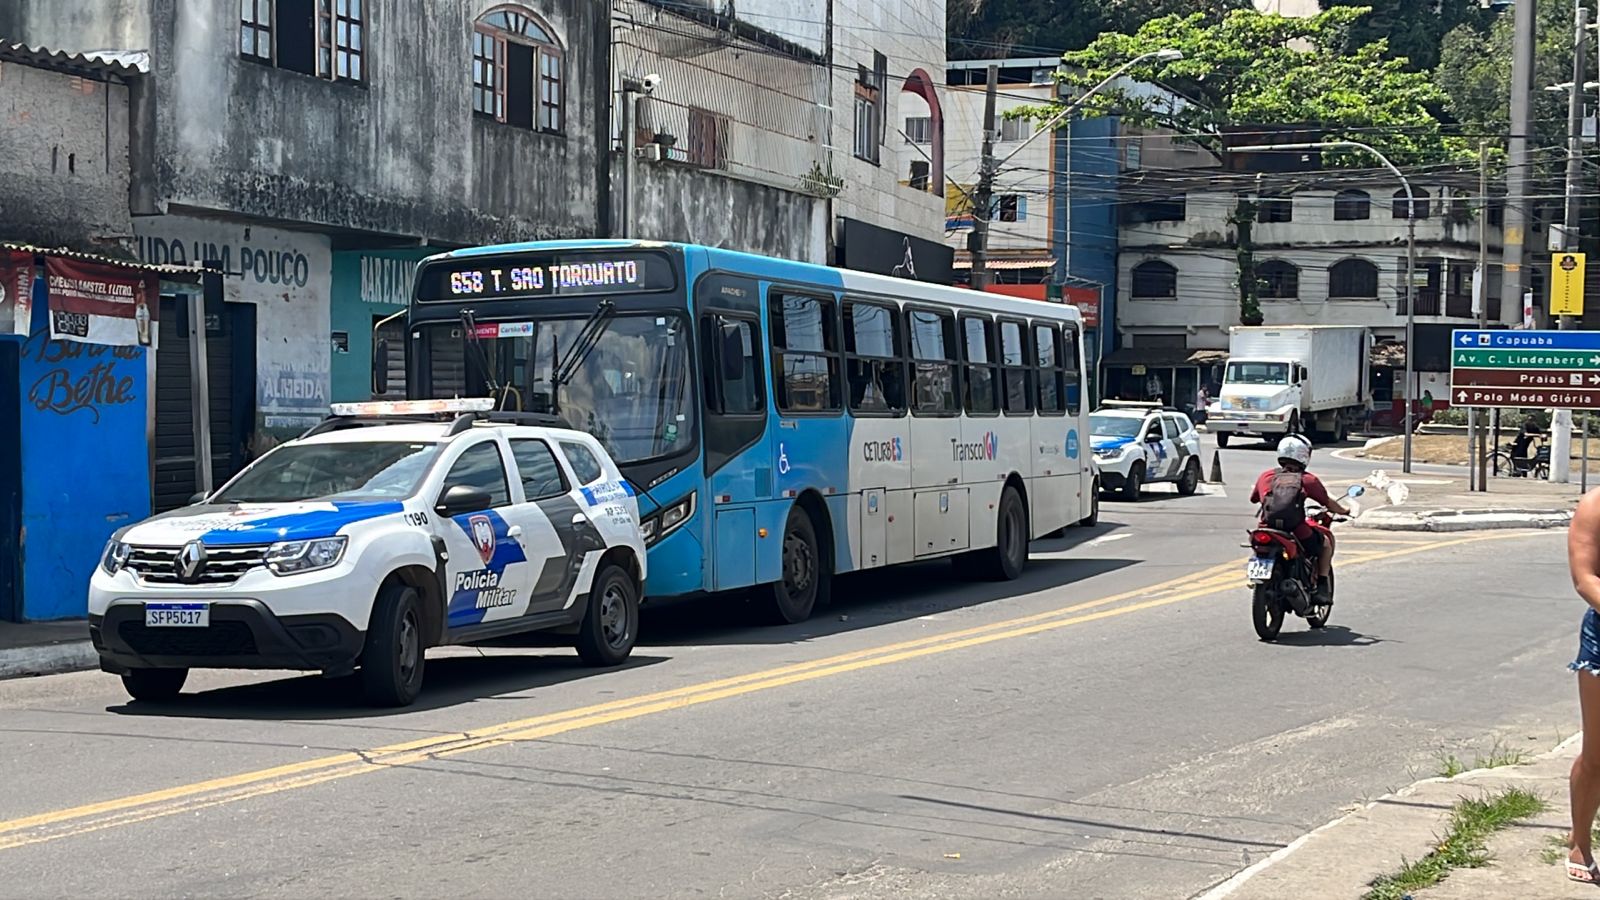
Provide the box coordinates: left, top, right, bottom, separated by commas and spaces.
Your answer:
89, 399, 647, 707
1089, 402, 1204, 501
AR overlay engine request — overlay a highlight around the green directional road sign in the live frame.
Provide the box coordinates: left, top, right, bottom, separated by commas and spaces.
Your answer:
1451, 348, 1600, 370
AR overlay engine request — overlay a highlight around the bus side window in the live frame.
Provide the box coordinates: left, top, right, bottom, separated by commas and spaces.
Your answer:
1034, 323, 1064, 415
1062, 323, 1082, 415
701, 314, 763, 415
907, 308, 958, 416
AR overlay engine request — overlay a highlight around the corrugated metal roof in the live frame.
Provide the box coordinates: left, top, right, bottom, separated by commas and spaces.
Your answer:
0, 41, 149, 78
2, 243, 209, 280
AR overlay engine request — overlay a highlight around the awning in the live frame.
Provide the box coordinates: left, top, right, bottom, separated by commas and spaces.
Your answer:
1372, 341, 1406, 366
1, 242, 209, 280
1103, 347, 1229, 368
952, 255, 1056, 271
0, 42, 149, 78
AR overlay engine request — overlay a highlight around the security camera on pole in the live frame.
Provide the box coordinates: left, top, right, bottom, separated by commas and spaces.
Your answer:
968, 49, 1183, 290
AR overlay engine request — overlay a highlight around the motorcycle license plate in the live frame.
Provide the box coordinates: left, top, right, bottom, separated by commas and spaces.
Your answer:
1245, 556, 1275, 582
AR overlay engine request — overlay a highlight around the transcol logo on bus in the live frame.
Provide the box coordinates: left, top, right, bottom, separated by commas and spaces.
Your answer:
862, 437, 904, 462
951, 432, 999, 461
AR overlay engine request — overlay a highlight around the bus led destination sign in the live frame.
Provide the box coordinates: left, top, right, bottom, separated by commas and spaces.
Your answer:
415, 252, 674, 302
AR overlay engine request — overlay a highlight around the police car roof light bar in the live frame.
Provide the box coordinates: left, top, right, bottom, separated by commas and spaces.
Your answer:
329, 398, 496, 417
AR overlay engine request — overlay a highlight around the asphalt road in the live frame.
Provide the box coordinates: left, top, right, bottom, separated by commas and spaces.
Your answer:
0, 479, 1580, 899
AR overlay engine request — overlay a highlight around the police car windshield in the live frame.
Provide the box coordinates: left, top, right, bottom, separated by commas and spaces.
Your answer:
213, 442, 441, 504
1090, 414, 1144, 438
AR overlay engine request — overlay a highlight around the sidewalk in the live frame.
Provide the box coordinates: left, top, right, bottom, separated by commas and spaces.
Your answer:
0, 620, 95, 681
1207, 737, 1588, 900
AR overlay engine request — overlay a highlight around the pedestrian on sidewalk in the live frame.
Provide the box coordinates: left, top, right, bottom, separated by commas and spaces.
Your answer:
1565, 488, 1600, 882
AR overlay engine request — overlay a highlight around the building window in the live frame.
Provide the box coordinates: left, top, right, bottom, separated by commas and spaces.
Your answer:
1392, 188, 1431, 219
904, 116, 931, 144
1329, 258, 1380, 300
853, 53, 887, 164
1121, 198, 1185, 224
908, 309, 959, 416
239, 0, 364, 83
1258, 260, 1300, 299
687, 108, 729, 170
961, 315, 999, 416
844, 301, 906, 415
771, 293, 841, 414
998, 319, 1032, 415
474, 6, 564, 133
997, 194, 1026, 222
1257, 195, 1293, 223
1334, 189, 1371, 221
998, 117, 1031, 142
1131, 260, 1178, 300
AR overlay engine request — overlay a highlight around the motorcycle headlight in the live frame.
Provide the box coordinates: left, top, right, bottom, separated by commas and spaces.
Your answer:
641, 492, 695, 547
265, 537, 347, 575
100, 540, 131, 575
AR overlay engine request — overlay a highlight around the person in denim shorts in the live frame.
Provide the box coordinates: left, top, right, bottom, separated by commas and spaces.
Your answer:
1567, 490, 1600, 882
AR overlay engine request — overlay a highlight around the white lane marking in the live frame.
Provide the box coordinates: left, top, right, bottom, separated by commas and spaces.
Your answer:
1084, 533, 1132, 548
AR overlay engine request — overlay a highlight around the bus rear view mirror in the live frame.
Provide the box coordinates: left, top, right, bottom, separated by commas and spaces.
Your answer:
372, 340, 390, 396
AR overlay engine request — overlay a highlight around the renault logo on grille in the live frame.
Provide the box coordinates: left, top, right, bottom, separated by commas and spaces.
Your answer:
177, 541, 207, 582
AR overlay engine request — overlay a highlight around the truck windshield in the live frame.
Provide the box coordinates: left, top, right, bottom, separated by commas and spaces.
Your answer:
420, 314, 694, 464
213, 442, 441, 503
1225, 362, 1290, 385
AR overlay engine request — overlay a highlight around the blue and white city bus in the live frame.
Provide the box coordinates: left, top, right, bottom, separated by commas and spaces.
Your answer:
382, 240, 1095, 623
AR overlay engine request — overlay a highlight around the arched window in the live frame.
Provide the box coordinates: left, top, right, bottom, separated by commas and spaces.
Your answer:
1258, 260, 1299, 299
1334, 189, 1371, 221
1392, 187, 1431, 219
1329, 258, 1380, 300
473, 6, 563, 133
1131, 260, 1178, 300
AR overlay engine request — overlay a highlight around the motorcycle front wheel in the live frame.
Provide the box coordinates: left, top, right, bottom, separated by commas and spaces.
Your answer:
1252, 582, 1285, 641
1307, 569, 1333, 629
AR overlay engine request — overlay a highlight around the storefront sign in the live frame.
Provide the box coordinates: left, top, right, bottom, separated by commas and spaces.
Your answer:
837, 218, 954, 285
1, 249, 33, 336
45, 258, 155, 347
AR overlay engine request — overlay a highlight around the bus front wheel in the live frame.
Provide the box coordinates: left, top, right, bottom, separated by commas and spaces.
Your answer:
761, 509, 826, 625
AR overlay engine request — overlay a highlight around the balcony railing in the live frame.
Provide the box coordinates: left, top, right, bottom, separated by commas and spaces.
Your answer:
1397, 289, 1500, 320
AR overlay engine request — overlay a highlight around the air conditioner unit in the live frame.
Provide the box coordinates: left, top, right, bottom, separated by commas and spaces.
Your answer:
636, 143, 663, 163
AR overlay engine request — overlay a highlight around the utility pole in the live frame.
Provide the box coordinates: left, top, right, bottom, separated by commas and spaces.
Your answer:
969, 65, 999, 290
1504, 0, 1537, 330
1551, 4, 1589, 484
1475, 140, 1490, 492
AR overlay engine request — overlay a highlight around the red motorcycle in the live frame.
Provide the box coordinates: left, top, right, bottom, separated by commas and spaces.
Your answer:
1245, 484, 1364, 641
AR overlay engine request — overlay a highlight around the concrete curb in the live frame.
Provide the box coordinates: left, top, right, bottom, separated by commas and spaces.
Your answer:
1197, 733, 1583, 900
0, 641, 97, 681
1353, 508, 1573, 532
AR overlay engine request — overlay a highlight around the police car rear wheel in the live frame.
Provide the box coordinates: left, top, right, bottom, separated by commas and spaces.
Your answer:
122, 667, 187, 702
577, 564, 638, 666
361, 583, 425, 707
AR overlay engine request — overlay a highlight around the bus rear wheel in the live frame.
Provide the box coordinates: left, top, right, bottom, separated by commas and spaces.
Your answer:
976, 486, 1028, 581
761, 509, 826, 625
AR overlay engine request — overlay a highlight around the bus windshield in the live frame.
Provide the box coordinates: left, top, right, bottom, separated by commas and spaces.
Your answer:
420, 314, 694, 464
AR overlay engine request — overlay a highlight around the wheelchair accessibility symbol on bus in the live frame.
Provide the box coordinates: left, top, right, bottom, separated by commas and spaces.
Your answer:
778, 444, 792, 475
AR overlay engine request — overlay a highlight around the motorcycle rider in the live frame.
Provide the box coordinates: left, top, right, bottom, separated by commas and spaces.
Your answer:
1249, 435, 1350, 606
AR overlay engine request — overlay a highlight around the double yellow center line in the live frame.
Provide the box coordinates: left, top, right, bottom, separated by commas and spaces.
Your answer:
0, 530, 1537, 851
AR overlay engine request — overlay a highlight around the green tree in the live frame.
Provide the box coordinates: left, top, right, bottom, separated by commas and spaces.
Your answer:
1318, 0, 1486, 70
1030, 7, 1466, 324
947, 0, 1250, 60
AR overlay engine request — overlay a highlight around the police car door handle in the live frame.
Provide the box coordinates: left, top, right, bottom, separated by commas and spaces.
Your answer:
571, 514, 586, 525
507, 525, 524, 540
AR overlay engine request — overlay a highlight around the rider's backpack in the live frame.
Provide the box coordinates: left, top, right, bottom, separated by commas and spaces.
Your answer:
1260, 469, 1306, 531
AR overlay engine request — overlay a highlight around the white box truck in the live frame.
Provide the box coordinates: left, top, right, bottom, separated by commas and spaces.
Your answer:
1208, 325, 1370, 447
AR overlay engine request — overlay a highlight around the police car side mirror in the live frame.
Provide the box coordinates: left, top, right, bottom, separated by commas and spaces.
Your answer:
437, 484, 492, 518
1145, 432, 1162, 443
372, 340, 390, 396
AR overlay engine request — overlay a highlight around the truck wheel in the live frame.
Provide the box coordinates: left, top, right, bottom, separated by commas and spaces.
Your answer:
1216, 432, 1232, 449
1120, 464, 1144, 501
122, 668, 187, 702
576, 563, 639, 666
761, 509, 825, 624
360, 582, 425, 708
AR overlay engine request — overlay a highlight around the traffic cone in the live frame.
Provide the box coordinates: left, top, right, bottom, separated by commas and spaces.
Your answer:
1209, 451, 1224, 484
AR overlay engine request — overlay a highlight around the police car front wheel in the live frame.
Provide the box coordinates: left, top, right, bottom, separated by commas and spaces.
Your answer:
360, 582, 426, 708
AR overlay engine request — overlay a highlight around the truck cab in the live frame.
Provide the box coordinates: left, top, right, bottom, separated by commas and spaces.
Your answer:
1210, 359, 1306, 445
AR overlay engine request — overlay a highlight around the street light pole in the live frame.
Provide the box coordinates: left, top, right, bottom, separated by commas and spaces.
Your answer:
968, 48, 1182, 289
1246, 140, 1417, 474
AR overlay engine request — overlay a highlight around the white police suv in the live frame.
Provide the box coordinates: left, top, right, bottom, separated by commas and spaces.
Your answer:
90, 399, 647, 707
1089, 402, 1204, 501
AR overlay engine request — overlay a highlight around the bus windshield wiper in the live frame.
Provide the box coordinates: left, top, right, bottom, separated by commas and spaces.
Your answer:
459, 309, 502, 399
553, 300, 617, 390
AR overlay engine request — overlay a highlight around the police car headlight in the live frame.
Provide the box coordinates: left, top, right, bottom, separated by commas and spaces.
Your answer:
1094, 447, 1122, 459
641, 492, 695, 547
100, 540, 131, 575
265, 537, 347, 575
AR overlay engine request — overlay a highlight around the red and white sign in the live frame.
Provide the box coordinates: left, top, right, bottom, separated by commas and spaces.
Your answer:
0, 249, 33, 336
45, 258, 156, 346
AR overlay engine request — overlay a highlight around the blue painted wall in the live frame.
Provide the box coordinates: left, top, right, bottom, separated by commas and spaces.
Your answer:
14, 275, 150, 620
1057, 116, 1121, 365
330, 249, 440, 402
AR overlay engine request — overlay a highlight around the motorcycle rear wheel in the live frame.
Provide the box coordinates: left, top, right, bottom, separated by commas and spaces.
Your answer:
1306, 569, 1333, 629
1252, 583, 1284, 641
